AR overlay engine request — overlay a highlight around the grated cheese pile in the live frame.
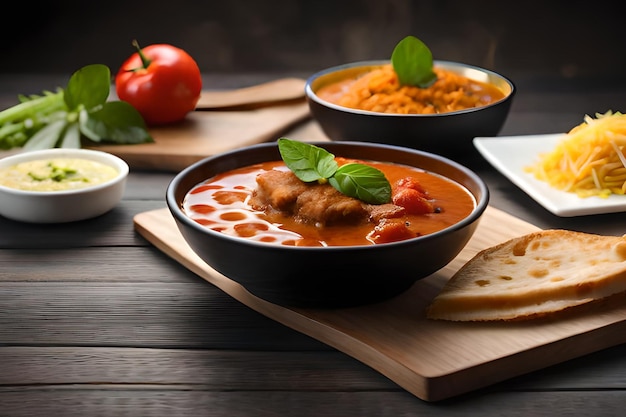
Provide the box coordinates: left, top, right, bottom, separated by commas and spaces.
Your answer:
525, 111, 626, 198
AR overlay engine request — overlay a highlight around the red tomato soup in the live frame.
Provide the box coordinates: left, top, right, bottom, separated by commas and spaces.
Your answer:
182, 158, 476, 247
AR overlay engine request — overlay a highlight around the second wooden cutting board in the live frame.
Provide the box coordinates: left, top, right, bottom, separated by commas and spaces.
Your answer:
92, 101, 310, 172
133, 206, 626, 402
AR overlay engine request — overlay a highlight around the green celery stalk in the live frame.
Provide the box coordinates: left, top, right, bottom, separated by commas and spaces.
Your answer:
0, 90, 65, 124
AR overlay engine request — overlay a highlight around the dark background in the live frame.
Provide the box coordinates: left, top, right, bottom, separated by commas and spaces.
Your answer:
2, 0, 624, 83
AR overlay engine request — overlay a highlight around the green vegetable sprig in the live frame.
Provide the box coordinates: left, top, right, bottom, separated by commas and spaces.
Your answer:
0, 64, 153, 150
391, 35, 437, 88
277, 138, 391, 205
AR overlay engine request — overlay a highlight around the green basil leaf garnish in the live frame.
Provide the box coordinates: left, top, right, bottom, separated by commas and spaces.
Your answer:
277, 138, 338, 182
391, 35, 437, 88
277, 138, 391, 204
328, 163, 391, 204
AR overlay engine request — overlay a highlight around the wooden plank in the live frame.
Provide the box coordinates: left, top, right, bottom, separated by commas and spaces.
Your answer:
0, 281, 323, 350
133, 206, 626, 402
1, 389, 626, 417
0, 201, 162, 248
0, 347, 390, 388
2, 345, 625, 389
0, 247, 201, 282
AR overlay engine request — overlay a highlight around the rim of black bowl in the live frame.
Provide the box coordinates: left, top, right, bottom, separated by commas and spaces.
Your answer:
304, 59, 516, 118
166, 141, 490, 252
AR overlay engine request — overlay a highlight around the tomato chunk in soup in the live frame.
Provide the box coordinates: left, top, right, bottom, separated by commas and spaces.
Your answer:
182, 158, 476, 247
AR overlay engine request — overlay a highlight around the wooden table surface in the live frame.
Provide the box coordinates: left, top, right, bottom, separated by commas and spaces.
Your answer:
1, 72, 626, 416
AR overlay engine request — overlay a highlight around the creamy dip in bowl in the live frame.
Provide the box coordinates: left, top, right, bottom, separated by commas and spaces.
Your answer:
0, 148, 129, 223
0, 157, 120, 192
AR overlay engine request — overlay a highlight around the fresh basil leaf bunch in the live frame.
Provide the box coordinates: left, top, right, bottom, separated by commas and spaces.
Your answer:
277, 138, 391, 204
0, 64, 153, 150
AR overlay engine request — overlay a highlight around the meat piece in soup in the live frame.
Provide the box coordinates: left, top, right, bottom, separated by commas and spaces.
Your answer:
250, 170, 368, 226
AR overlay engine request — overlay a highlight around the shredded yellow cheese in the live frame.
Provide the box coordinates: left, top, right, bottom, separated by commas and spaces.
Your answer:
525, 111, 626, 198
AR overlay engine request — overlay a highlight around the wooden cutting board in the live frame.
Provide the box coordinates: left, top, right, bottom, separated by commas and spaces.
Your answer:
91, 101, 310, 172
133, 206, 626, 402
90, 78, 311, 172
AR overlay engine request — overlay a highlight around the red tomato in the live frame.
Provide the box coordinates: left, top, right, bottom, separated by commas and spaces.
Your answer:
368, 218, 419, 244
115, 41, 202, 126
392, 187, 434, 215
395, 177, 428, 196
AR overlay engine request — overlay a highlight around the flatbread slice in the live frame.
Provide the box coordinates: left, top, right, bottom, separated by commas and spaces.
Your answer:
426, 229, 626, 321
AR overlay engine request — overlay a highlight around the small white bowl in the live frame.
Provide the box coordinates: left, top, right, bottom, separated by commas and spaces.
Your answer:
0, 148, 129, 223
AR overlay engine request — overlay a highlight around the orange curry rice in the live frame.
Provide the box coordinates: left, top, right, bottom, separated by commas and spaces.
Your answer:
321, 64, 505, 115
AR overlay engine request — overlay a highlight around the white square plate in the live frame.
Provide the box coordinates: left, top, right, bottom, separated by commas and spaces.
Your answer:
473, 134, 626, 217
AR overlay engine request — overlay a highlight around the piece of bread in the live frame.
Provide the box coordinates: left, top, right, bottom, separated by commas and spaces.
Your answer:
426, 229, 626, 321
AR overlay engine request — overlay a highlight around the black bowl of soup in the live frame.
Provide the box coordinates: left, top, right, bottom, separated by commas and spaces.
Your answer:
166, 141, 489, 308
305, 60, 515, 157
